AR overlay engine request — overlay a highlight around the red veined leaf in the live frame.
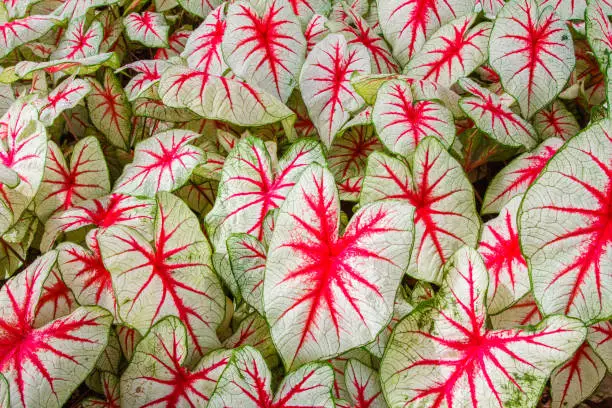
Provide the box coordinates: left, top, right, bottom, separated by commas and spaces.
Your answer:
34, 266, 78, 326
533, 100, 580, 141
205, 137, 324, 253
155, 29, 190, 59
15, 52, 120, 79
476, 0, 505, 18
34, 77, 91, 125
2, 0, 40, 19
519, 118, 612, 323
0, 102, 48, 236
124, 12, 169, 48
364, 291, 414, 358
113, 129, 203, 198
116, 325, 141, 362
122, 60, 168, 101
341, 7, 399, 74
0, 251, 113, 408
158, 65, 295, 128
227, 233, 267, 315
305, 14, 329, 53
81, 372, 120, 408
182, 5, 227, 74
377, 0, 475, 67
329, 349, 374, 401
53, 0, 119, 19
41, 193, 155, 252
176, 0, 223, 18
35, 137, 110, 221
372, 79, 455, 158
98, 192, 225, 364
406, 15, 491, 87
58, 238, 117, 321
481, 137, 563, 214
551, 342, 607, 408
459, 78, 538, 149
0, 15, 59, 59
287, 0, 332, 25
490, 292, 543, 329
360, 138, 481, 283
264, 163, 415, 368
87, 70, 132, 151
478, 195, 528, 314
120, 316, 232, 407
51, 16, 103, 60
287, 91, 317, 138
299, 33, 371, 147
223, 312, 279, 369
489, 0, 575, 118
132, 98, 199, 122
381, 246, 587, 408
344, 359, 386, 408
208, 345, 335, 407
586, 0, 612, 68
176, 175, 217, 215
540, 0, 587, 20
589, 321, 612, 370
86, 324, 122, 394
0, 212, 36, 280
223, 0, 306, 102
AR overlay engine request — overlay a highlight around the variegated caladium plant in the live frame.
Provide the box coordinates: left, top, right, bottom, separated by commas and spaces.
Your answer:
0, 0, 608, 406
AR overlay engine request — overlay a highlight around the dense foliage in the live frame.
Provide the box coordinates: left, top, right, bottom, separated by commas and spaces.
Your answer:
0, 0, 609, 407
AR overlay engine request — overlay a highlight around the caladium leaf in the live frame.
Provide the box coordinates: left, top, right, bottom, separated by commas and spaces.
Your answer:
177, 0, 223, 18
366, 290, 414, 358
299, 33, 371, 147
182, 5, 227, 74
539, 0, 587, 20
264, 163, 415, 368
52, 0, 119, 20
122, 60, 167, 102
222, 312, 279, 368
155, 29, 190, 60
81, 372, 120, 408
361, 138, 481, 283
176, 175, 217, 215
0, 251, 113, 408
208, 345, 335, 407
406, 15, 491, 87
98, 192, 225, 363
533, 100, 580, 141
586, 0, 612, 68
481, 137, 563, 215
87, 70, 132, 151
589, 321, 612, 370
0, 15, 59, 59
344, 359, 386, 408
34, 77, 91, 125
381, 246, 587, 408
377, 0, 475, 67
489, 0, 575, 118
35, 137, 110, 221
478, 195, 528, 314
305, 14, 329, 53
519, 118, 612, 323
490, 292, 543, 329
227, 233, 267, 314
124, 12, 169, 48
328, 349, 373, 401
34, 266, 78, 326
121, 316, 232, 407
113, 129, 203, 198
223, 0, 306, 102
41, 193, 155, 252
372, 79, 455, 158
158, 65, 295, 128
51, 16, 103, 60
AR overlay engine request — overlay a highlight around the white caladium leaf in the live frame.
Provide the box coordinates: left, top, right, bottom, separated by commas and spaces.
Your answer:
176, 175, 217, 215
15, 52, 120, 79
381, 246, 587, 408
478, 195, 528, 314
154, 29, 190, 60
177, 0, 223, 18
53, 0, 119, 19
0, 252, 113, 408
377, 0, 475, 67
87, 70, 132, 151
222, 312, 278, 368
264, 163, 415, 368
121, 316, 232, 407
540, 0, 587, 20
34, 266, 78, 325
35, 137, 110, 221
182, 5, 227, 74
482, 137, 563, 214
0, 102, 47, 236
519, 119, 612, 323
459, 78, 538, 149
589, 321, 612, 369
328, 349, 373, 401
305, 14, 329, 52
98, 192, 225, 363
299, 34, 370, 147
34, 78, 91, 125
81, 372, 120, 408
533, 100, 580, 141
41, 193, 155, 252
209, 346, 335, 407
361, 138, 481, 283
406, 15, 491, 87
51, 16, 103, 60
2, 0, 40, 19
0, 15, 59, 59
122, 60, 167, 101
227, 233, 267, 314
344, 359, 386, 408
113, 129, 203, 198
366, 290, 413, 358
158, 65, 295, 128
586, 0, 612, 68
223, 0, 306, 102
124, 12, 169, 48
372, 79, 455, 158
490, 292, 543, 329
489, 0, 575, 118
